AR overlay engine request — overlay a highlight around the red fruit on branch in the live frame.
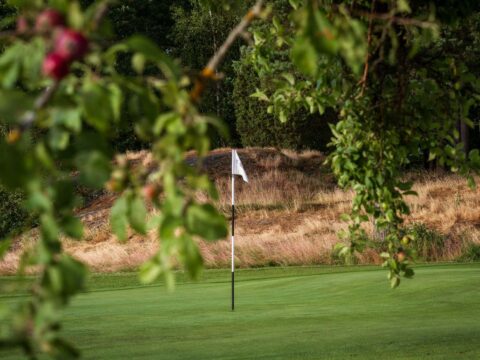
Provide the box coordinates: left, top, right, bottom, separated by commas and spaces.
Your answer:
396, 251, 406, 263
55, 29, 89, 61
35, 9, 65, 34
16, 16, 30, 34
143, 184, 159, 201
42, 52, 70, 80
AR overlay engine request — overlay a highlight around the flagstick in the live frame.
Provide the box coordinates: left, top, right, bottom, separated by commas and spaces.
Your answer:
231, 171, 235, 311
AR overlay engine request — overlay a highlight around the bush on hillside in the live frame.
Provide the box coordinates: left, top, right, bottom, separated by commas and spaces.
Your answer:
0, 126, 29, 238
233, 53, 335, 151
457, 243, 480, 262
0, 187, 28, 239
406, 223, 447, 261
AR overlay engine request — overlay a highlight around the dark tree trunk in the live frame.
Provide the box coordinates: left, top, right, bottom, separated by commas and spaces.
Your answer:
461, 120, 470, 155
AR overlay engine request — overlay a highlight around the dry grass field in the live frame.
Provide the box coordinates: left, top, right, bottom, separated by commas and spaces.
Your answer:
1, 148, 479, 274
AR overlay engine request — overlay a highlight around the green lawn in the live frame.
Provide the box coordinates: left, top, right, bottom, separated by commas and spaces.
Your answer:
1, 264, 480, 359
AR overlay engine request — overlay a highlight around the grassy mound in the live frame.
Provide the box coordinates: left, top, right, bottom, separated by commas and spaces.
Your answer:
1, 148, 480, 274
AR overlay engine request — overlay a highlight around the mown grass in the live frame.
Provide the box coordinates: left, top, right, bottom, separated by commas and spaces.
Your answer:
1, 263, 479, 359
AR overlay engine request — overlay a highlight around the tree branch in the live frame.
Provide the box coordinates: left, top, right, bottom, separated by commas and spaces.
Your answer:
190, 0, 264, 102
356, 11, 437, 29
357, 0, 376, 97
6, 3, 111, 144
92, 1, 110, 31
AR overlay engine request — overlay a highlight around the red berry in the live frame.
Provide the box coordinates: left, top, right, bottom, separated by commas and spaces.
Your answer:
35, 9, 65, 33
55, 29, 89, 61
143, 184, 159, 201
16, 16, 29, 34
42, 52, 70, 80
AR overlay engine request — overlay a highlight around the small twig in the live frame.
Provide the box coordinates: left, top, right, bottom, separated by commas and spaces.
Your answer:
190, 0, 264, 102
22, 82, 59, 127
0, 30, 16, 38
370, 15, 394, 72
92, 1, 110, 31
7, 82, 59, 143
332, 2, 437, 29
356, 11, 436, 29
357, 0, 376, 97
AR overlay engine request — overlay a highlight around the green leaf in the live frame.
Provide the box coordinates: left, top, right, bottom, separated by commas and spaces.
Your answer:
75, 151, 111, 189
51, 108, 82, 133
125, 36, 180, 80
186, 203, 227, 241
0, 140, 32, 189
80, 81, 113, 133
467, 176, 476, 190
397, 0, 411, 13
111, 196, 128, 242
139, 260, 162, 284
282, 73, 295, 86
404, 268, 415, 279
128, 195, 147, 235
159, 215, 183, 241
125, 36, 164, 60
2, 62, 19, 88
390, 276, 400, 288
291, 36, 318, 77
340, 213, 351, 221
0, 90, 34, 124
132, 53, 146, 74
40, 214, 60, 244
179, 234, 203, 279
306, 8, 338, 55
289, 0, 300, 10
154, 112, 179, 135
108, 84, 123, 122
68, 1, 84, 29
250, 89, 270, 102
48, 128, 70, 151
57, 254, 87, 296
61, 216, 83, 240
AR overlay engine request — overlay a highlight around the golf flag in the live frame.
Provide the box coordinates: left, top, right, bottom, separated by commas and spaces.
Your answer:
232, 150, 249, 183
231, 149, 248, 311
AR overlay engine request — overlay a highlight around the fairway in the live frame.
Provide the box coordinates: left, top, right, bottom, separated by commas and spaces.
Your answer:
1, 264, 480, 359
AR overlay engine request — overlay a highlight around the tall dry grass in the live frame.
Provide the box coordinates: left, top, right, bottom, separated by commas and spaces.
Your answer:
1, 148, 479, 274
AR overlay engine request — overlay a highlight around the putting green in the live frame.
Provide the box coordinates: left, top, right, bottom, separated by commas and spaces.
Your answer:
1, 264, 479, 359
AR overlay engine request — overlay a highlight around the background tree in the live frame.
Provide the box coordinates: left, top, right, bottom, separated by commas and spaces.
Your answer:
170, 1, 247, 147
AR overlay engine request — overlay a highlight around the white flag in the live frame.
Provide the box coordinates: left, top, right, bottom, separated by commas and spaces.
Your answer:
232, 150, 248, 182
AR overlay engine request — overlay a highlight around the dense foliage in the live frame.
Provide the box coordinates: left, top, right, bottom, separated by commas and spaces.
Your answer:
0, 187, 28, 239
171, 2, 251, 148
247, 0, 480, 286
0, 0, 480, 358
234, 58, 333, 150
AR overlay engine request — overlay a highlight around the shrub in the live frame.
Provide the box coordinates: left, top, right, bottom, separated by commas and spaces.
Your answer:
457, 243, 480, 262
0, 125, 28, 238
407, 223, 447, 261
0, 186, 28, 239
